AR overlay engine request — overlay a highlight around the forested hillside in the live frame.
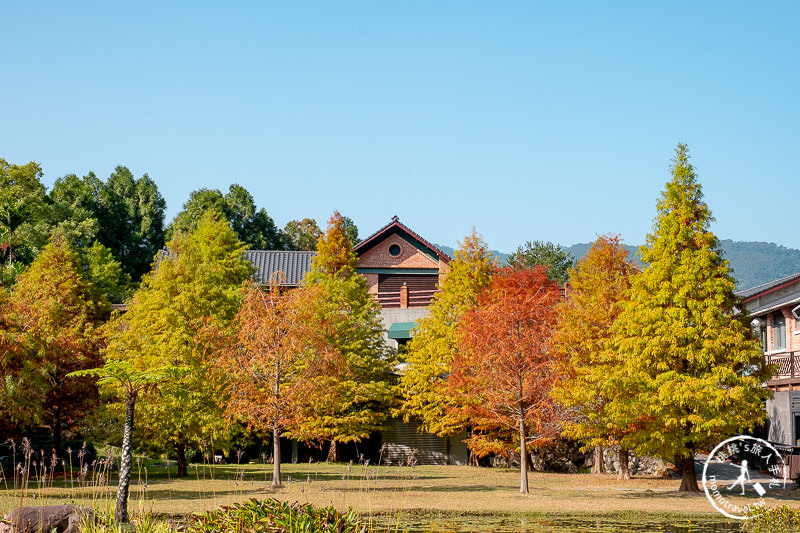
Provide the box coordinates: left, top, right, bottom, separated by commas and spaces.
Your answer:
436, 241, 800, 291
568, 240, 800, 291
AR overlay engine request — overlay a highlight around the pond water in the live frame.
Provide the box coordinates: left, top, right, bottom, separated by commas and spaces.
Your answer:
379, 515, 742, 532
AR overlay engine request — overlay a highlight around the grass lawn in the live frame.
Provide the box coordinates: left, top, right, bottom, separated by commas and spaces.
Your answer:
4, 461, 798, 524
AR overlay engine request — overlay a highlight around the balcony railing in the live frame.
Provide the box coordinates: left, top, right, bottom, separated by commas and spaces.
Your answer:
375, 289, 439, 309
765, 351, 800, 381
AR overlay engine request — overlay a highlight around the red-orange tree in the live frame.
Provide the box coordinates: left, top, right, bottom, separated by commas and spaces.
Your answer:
451, 267, 562, 494
218, 281, 332, 487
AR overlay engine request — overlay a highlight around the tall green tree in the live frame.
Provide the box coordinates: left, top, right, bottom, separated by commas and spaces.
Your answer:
169, 185, 282, 250
47, 172, 133, 303
297, 212, 393, 459
398, 229, 497, 442
507, 240, 575, 286
82, 242, 134, 304
283, 218, 322, 251
340, 215, 360, 246
0, 159, 50, 277
97, 166, 166, 281
48, 172, 104, 251
0, 238, 106, 451
607, 144, 771, 491
107, 211, 252, 476
551, 235, 637, 478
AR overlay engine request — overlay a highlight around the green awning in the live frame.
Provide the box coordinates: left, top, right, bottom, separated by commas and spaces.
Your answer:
387, 322, 416, 340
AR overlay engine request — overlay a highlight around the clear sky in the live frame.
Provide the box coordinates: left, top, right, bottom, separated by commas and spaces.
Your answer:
2, 2, 798, 252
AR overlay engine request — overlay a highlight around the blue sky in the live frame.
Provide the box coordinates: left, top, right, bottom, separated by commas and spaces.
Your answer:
2, 2, 798, 252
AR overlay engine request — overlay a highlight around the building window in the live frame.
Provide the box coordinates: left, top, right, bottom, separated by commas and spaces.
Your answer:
389, 244, 402, 257
773, 311, 786, 351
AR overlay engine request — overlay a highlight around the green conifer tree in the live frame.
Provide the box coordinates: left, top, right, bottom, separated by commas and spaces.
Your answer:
297, 212, 393, 459
607, 144, 771, 491
106, 210, 252, 476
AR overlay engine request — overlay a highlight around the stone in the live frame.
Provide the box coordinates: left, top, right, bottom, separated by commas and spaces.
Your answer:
602, 447, 669, 477
0, 505, 94, 533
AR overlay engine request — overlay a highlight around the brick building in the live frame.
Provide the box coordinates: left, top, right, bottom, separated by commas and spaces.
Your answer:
250, 216, 469, 465
737, 273, 800, 447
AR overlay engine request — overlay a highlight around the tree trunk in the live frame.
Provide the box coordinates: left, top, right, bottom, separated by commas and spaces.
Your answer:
518, 416, 529, 494
115, 391, 136, 523
617, 448, 631, 480
677, 454, 699, 492
272, 427, 282, 488
175, 439, 188, 478
52, 406, 62, 455
326, 440, 338, 463
468, 428, 479, 466
592, 445, 605, 474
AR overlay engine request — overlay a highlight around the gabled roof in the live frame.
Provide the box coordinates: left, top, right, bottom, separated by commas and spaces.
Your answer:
245, 250, 314, 286
156, 249, 313, 286
353, 216, 451, 263
736, 272, 800, 300
745, 292, 800, 317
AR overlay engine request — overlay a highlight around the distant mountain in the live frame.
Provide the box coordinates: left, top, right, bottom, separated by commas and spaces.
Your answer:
433, 244, 509, 265
435, 241, 800, 292
568, 240, 800, 291
717, 240, 800, 291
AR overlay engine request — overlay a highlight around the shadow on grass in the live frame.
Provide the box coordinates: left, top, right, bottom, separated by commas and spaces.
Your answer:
140, 469, 443, 484
320, 483, 507, 494
136, 487, 270, 501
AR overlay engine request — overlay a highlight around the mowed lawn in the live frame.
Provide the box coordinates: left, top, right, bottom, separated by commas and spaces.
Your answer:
3, 462, 800, 520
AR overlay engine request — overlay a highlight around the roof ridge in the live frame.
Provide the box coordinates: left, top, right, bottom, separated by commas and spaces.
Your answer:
737, 271, 800, 297
354, 216, 451, 262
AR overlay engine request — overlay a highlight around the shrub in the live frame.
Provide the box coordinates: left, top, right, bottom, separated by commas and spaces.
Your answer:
742, 506, 800, 533
187, 498, 366, 533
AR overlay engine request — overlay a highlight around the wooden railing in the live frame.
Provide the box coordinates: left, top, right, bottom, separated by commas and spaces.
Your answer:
765, 351, 800, 380
375, 289, 439, 308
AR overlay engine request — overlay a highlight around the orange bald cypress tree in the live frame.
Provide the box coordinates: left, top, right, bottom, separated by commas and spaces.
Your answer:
219, 281, 331, 487
451, 267, 562, 494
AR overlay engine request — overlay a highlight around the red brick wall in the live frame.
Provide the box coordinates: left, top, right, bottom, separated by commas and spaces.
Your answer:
364, 273, 379, 294
787, 308, 799, 352
767, 307, 799, 353
358, 234, 440, 269
356, 234, 450, 303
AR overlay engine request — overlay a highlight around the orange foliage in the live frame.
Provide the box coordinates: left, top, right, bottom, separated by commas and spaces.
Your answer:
312, 211, 357, 276
450, 266, 562, 493
218, 282, 335, 434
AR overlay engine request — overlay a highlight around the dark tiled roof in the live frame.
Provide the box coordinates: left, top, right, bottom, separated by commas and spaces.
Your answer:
736, 272, 800, 300
155, 248, 314, 286
354, 216, 452, 263
746, 292, 800, 317
245, 251, 314, 286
